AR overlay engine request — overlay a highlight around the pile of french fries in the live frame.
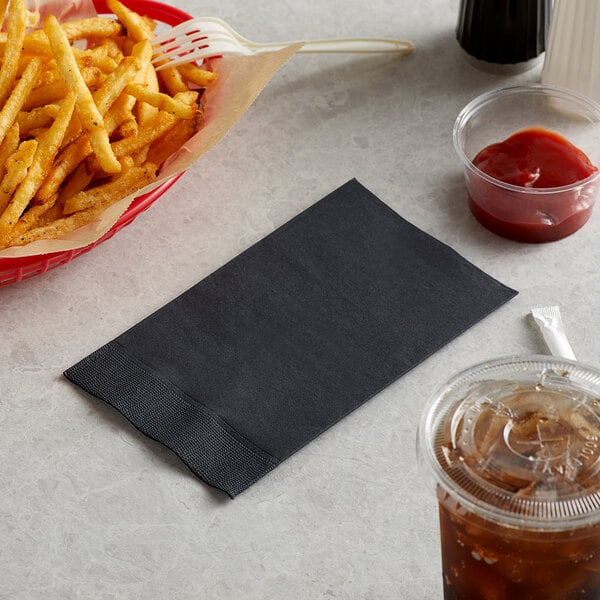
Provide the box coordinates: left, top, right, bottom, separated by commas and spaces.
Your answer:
0, 0, 217, 249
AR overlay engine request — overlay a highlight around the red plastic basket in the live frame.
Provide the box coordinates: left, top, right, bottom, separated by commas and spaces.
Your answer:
0, 0, 193, 287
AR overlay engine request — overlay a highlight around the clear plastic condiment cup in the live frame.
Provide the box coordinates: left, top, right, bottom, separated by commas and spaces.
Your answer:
454, 84, 600, 243
418, 355, 600, 600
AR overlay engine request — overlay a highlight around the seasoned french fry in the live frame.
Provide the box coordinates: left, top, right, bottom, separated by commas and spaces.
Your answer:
104, 92, 137, 134
106, 0, 153, 42
177, 62, 219, 88
22, 66, 102, 111
30, 201, 63, 229
17, 17, 124, 55
130, 146, 149, 166
93, 56, 141, 115
36, 135, 89, 205
61, 17, 125, 41
16, 105, 60, 137
99, 38, 124, 61
0, 91, 76, 240
117, 118, 138, 139
87, 110, 179, 173
44, 15, 121, 174
33, 64, 61, 87
125, 84, 199, 119
64, 163, 156, 214
159, 64, 189, 96
0, 123, 20, 183
0, 0, 26, 105
59, 163, 94, 202
146, 116, 201, 166
0, 139, 38, 214
5, 205, 106, 247
74, 46, 120, 73
0, 58, 42, 142
130, 40, 159, 124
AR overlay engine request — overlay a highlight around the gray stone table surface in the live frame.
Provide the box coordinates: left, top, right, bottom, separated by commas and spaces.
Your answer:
2, 0, 598, 598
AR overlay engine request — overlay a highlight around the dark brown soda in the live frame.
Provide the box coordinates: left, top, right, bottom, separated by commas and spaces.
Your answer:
438, 491, 600, 600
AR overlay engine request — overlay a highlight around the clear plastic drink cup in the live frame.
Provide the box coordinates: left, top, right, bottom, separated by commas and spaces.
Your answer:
418, 356, 600, 600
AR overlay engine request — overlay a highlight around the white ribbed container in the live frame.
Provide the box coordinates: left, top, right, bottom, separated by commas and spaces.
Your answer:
543, 0, 600, 102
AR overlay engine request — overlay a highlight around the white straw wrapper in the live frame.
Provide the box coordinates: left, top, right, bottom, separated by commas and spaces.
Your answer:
530, 306, 577, 360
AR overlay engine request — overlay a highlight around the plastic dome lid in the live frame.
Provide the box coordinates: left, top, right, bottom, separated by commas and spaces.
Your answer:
419, 356, 600, 530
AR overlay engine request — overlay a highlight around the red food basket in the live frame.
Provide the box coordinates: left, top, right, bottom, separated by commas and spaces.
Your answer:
0, 0, 194, 286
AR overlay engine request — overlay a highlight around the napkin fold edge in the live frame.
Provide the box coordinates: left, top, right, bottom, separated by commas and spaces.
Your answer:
64, 341, 278, 498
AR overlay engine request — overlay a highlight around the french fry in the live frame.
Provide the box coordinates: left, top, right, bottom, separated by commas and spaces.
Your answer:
74, 46, 120, 74
15, 17, 124, 55
16, 105, 60, 137
0, 123, 20, 183
146, 116, 200, 167
99, 38, 124, 61
130, 40, 159, 124
177, 62, 219, 88
0, 91, 76, 241
117, 118, 138, 139
59, 163, 94, 202
43, 15, 121, 174
124, 84, 199, 119
0, 0, 26, 105
0, 139, 37, 214
61, 17, 125, 42
22, 66, 102, 111
5, 205, 106, 247
104, 92, 137, 134
158, 63, 189, 96
0, 58, 42, 142
30, 201, 63, 229
106, 0, 153, 42
64, 163, 156, 214
34, 64, 61, 88
87, 110, 179, 173
36, 135, 89, 204
93, 56, 141, 115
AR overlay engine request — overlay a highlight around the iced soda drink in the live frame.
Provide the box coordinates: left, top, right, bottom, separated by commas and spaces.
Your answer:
419, 357, 600, 600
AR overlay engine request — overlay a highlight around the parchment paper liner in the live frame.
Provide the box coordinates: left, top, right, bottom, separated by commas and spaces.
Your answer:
0, 0, 301, 258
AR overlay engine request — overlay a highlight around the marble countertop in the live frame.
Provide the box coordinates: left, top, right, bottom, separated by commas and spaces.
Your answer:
3, 0, 598, 598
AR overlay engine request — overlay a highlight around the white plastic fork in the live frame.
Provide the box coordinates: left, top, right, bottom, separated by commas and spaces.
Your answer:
150, 16, 414, 70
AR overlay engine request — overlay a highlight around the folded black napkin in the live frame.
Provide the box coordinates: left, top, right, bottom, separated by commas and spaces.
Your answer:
64, 179, 517, 497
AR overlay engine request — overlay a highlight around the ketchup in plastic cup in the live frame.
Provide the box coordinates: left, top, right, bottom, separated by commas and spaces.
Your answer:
454, 85, 600, 243
418, 356, 600, 600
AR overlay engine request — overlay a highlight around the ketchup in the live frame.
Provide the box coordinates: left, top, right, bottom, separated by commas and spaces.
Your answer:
468, 127, 598, 243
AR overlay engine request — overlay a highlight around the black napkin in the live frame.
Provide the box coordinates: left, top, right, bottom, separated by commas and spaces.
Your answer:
64, 179, 517, 497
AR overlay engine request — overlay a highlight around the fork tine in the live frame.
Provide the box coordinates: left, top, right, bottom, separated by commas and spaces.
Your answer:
151, 18, 205, 45
151, 17, 232, 46
153, 41, 251, 71
152, 36, 208, 60
152, 31, 245, 60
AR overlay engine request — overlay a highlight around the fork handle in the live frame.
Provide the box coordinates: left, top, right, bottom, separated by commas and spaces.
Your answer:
258, 37, 414, 54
